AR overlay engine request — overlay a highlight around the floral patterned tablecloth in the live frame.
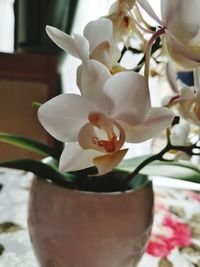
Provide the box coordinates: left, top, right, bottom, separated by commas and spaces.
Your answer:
0, 168, 200, 267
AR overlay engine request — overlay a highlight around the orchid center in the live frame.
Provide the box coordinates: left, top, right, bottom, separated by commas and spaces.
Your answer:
78, 112, 125, 154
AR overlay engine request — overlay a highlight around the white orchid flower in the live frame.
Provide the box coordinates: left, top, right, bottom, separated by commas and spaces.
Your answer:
170, 120, 192, 160
106, 0, 141, 44
166, 68, 200, 126
178, 85, 200, 127
137, 0, 200, 69
46, 18, 121, 72
170, 119, 190, 146
38, 60, 174, 176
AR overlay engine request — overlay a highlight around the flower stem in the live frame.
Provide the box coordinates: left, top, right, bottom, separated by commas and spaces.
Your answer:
135, 35, 161, 72
144, 27, 165, 82
124, 143, 170, 183
118, 34, 162, 70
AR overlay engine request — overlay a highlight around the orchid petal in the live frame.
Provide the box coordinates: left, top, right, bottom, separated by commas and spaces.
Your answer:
164, 30, 200, 69
161, 0, 181, 29
59, 142, 101, 172
118, 107, 174, 143
76, 63, 84, 91
46, 26, 79, 58
104, 71, 151, 123
188, 105, 200, 126
38, 94, 93, 142
109, 45, 121, 66
90, 42, 121, 69
161, 0, 200, 41
90, 42, 113, 69
166, 62, 179, 93
93, 148, 128, 176
178, 103, 194, 120
170, 120, 190, 146
83, 18, 113, 53
191, 30, 200, 45
137, 0, 165, 26
78, 122, 106, 153
74, 34, 90, 63
178, 87, 196, 119
180, 87, 196, 101
81, 60, 112, 113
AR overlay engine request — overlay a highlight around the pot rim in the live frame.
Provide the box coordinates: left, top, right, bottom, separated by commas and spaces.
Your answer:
34, 176, 152, 197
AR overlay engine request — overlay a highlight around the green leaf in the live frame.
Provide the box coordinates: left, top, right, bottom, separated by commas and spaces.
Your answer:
0, 244, 4, 256
119, 155, 151, 169
0, 159, 76, 188
142, 163, 200, 183
0, 222, 23, 233
128, 173, 151, 190
119, 155, 200, 183
31, 101, 42, 109
0, 132, 60, 159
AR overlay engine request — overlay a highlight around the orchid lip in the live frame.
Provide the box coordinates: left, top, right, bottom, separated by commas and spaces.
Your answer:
79, 111, 126, 154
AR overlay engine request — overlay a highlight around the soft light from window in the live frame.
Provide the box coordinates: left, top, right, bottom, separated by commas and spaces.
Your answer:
0, 0, 15, 53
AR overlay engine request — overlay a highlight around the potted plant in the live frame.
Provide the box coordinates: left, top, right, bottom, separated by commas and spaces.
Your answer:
1, 0, 200, 266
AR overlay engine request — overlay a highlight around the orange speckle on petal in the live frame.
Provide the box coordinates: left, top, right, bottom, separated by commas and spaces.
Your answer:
88, 112, 100, 123
123, 16, 129, 28
97, 135, 117, 153
103, 41, 110, 50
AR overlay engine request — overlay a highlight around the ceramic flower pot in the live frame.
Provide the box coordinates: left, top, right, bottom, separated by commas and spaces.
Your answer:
28, 177, 154, 267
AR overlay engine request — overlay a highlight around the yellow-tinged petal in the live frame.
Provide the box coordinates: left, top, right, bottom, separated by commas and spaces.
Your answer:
164, 30, 200, 69
90, 42, 121, 70
83, 18, 113, 53
93, 148, 128, 176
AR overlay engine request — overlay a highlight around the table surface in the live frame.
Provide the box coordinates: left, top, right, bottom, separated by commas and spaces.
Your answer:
0, 168, 200, 267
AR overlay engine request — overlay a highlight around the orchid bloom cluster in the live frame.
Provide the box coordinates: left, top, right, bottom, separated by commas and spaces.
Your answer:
38, 0, 200, 177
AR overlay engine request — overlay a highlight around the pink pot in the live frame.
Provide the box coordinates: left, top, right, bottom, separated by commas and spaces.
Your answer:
28, 178, 154, 267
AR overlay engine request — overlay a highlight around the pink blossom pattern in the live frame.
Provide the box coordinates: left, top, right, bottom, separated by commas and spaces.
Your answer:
147, 214, 192, 257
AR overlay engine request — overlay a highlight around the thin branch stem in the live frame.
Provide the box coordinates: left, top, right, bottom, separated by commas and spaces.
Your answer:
118, 34, 161, 69
135, 36, 161, 73
124, 144, 170, 183
118, 47, 143, 63
144, 27, 165, 82
124, 129, 200, 184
